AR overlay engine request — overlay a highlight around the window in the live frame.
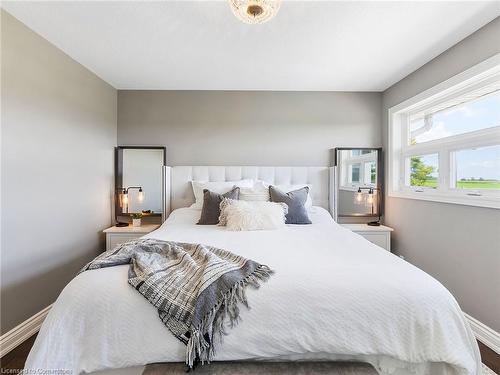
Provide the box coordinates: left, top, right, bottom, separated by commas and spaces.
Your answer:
407, 154, 438, 189
388, 55, 500, 209
350, 163, 360, 183
351, 149, 373, 156
408, 91, 499, 144
452, 145, 500, 190
339, 150, 378, 189
364, 161, 377, 185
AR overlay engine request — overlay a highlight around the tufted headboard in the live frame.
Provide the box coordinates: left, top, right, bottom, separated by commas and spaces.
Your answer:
165, 166, 333, 215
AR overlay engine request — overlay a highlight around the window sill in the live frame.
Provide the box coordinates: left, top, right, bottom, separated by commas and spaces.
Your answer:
388, 190, 500, 209
339, 185, 376, 192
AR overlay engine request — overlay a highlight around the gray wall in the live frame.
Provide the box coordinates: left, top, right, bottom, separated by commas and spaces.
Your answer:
1, 11, 117, 333
118, 91, 382, 166
3, 7, 497, 338
382, 17, 500, 331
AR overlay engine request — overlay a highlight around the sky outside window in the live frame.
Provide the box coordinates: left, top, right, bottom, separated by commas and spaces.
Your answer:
409, 90, 500, 144
454, 145, 500, 189
408, 90, 499, 184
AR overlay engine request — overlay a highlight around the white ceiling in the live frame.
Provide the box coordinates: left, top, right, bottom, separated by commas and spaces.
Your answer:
2, 1, 499, 91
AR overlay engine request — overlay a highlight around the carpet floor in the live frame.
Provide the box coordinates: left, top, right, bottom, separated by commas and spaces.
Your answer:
143, 362, 499, 375
143, 362, 378, 375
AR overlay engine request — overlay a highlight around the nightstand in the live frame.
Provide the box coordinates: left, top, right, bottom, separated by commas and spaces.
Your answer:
341, 224, 393, 251
103, 224, 161, 251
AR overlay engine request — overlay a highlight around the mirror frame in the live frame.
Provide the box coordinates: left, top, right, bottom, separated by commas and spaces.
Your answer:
115, 146, 167, 219
333, 147, 383, 219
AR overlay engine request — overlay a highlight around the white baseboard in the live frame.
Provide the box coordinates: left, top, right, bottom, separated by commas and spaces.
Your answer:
0, 304, 52, 358
465, 313, 500, 354
482, 364, 497, 375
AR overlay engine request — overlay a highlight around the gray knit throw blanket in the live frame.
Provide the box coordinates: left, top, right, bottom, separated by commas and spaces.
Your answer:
81, 238, 273, 368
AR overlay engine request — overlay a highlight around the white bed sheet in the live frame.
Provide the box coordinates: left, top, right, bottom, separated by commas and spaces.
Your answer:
25, 207, 481, 375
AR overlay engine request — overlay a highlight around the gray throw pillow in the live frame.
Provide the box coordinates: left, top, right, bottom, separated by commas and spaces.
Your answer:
269, 186, 312, 225
197, 187, 240, 225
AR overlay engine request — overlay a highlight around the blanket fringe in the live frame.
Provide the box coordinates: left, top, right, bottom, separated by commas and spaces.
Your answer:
185, 264, 273, 368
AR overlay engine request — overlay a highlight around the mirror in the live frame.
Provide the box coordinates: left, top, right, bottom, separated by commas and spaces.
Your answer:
115, 146, 166, 219
334, 148, 383, 221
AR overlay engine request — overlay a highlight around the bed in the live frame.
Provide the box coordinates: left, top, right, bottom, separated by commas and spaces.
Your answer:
25, 166, 481, 375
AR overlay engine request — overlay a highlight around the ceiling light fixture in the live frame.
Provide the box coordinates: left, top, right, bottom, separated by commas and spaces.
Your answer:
228, 0, 282, 24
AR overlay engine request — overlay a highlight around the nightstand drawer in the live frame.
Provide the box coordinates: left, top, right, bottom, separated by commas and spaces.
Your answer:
341, 224, 393, 252
106, 234, 142, 251
103, 224, 161, 251
358, 232, 389, 250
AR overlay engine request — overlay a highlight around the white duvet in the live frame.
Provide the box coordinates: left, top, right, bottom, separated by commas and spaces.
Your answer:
26, 207, 481, 375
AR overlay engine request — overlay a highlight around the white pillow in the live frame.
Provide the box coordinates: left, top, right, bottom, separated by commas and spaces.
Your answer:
218, 197, 236, 226
239, 180, 270, 202
191, 179, 254, 209
223, 200, 287, 231
257, 181, 313, 208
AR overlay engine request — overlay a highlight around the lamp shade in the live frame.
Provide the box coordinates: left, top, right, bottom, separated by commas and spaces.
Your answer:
354, 190, 364, 205
366, 193, 374, 205
122, 192, 128, 205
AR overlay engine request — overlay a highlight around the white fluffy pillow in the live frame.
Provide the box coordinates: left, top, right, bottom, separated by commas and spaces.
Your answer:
239, 180, 270, 202
218, 198, 236, 226
222, 200, 287, 231
191, 179, 254, 209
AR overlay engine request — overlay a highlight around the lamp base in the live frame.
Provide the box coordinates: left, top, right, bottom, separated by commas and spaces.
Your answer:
367, 220, 381, 226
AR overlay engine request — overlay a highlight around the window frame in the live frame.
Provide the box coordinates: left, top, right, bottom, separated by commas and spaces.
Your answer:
388, 53, 500, 209
338, 150, 378, 191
